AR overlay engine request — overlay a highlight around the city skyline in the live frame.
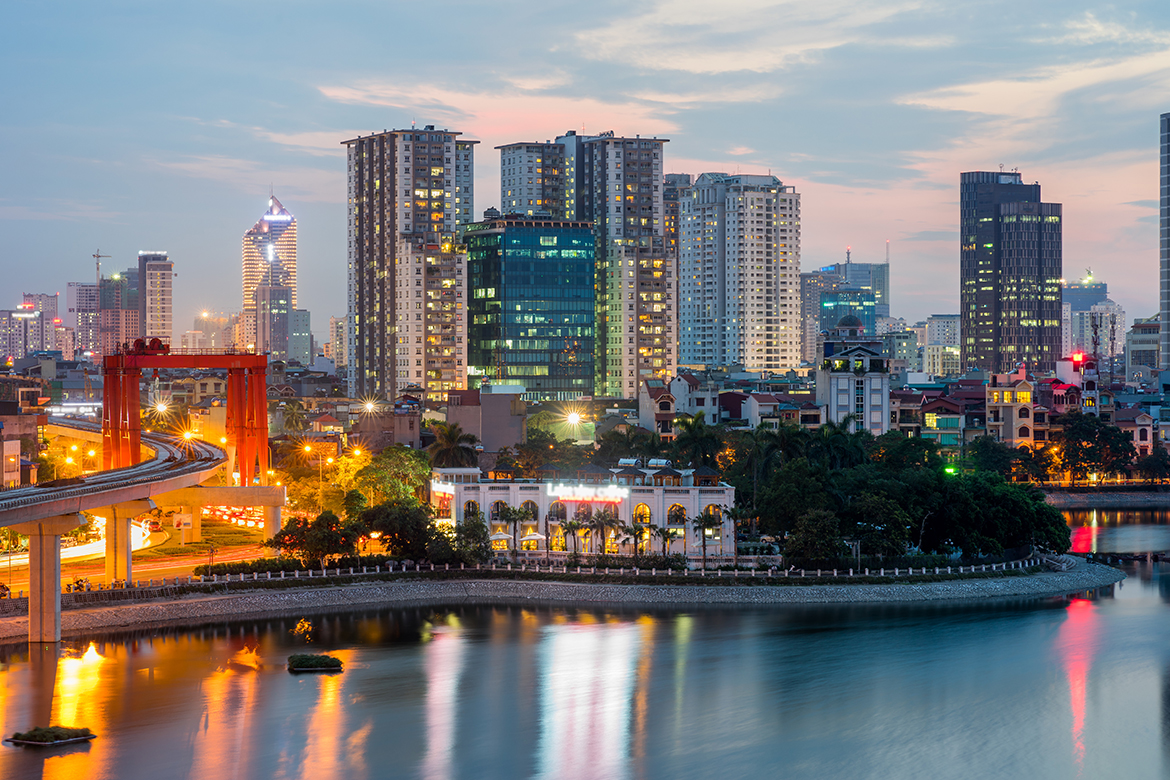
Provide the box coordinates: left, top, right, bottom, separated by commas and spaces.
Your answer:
3, 2, 1168, 344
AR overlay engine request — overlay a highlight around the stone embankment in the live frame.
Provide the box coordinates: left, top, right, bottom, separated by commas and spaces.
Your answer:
1045, 491, 1170, 510
0, 558, 1124, 642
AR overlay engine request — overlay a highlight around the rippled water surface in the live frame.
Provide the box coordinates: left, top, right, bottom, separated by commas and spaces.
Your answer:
3, 515, 1170, 779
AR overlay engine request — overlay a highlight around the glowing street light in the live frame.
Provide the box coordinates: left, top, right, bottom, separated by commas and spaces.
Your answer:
566, 412, 582, 426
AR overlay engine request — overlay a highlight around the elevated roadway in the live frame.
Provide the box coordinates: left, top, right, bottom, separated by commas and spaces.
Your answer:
3, 417, 284, 643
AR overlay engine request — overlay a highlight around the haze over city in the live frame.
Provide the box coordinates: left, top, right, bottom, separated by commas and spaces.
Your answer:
4, 0, 1169, 337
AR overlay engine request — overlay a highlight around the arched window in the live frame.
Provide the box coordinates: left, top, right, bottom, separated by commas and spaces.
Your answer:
1018, 407, 1030, 419
1018, 426, 1030, 438
634, 503, 651, 525
463, 500, 480, 520
667, 504, 686, 525
1140, 428, 1150, 441
548, 501, 566, 521
659, 400, 671, 411
521, 500, 539, 521
703, 504, 723, 520
574, 502, 592, 522
490, 500, 508, 523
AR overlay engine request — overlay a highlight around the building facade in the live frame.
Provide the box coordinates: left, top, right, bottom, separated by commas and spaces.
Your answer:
66, 282, 99, 358
815, 315, 890, 435
255, 285, 291, 361
678, 173, 801, 372
800, 270, 842, 364
137, 251, 173, 343
925, 314, 960, 347
344, 126, 474, 400
454, 140, 477, 226
290, 309, 311, 366
819, 261, 889, 318
1162, 112, 1170, 370
242, 196, 297, 349
960, 171, 1062, 373
498, 141, 567, 217
431, 466, 735, 557
464, 214, 595, 399
21, 293, 59, 354
1126, 315, 1160, 381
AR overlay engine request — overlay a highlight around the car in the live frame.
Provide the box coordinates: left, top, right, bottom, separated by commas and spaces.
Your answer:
148, 520, 163, 533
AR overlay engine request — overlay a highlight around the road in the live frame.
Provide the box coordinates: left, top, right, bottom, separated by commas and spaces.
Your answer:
0, 535, 267, 592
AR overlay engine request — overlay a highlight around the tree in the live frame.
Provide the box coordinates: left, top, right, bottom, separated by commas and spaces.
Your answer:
650, 525, 674, 557
870, 432, 941, 472
807, 415, 871, 470
426, 422, 479, 468
342, 489, 368, 523
784, 509, 846, 562
281, 401, 307, 433
265, 511, 361, 568
561, 519, 585, 555
1136, 448, 1170, 484
455, 510, 492, 564
355, 446, 431, 505
1059, 411, 1137, 483
588, 508, 621, 559
673, 411, 721, 467
360, 500, 431, 560
967, 436, 1019, 477
690, 509, 723, 570
497, 505, 530, 559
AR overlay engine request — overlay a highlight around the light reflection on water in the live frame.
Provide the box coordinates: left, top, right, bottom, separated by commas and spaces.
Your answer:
6, 535, 1170, 778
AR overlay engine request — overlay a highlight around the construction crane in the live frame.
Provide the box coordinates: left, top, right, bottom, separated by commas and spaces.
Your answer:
93, 249, 110, 287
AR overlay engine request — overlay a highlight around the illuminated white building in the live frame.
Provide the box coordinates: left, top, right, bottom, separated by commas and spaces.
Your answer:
242, 196, 297, 348
430, 466, 735, 558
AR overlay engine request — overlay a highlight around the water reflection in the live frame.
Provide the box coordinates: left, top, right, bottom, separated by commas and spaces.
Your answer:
535, 621, 640, 780
7, 556, 1170, 778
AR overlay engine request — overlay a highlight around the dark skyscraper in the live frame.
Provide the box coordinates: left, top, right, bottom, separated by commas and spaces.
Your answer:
960, 171, 1062, 373
1160, 113, 1170, 370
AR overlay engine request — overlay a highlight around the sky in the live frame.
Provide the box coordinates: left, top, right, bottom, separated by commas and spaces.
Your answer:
3, 0, 1170, 343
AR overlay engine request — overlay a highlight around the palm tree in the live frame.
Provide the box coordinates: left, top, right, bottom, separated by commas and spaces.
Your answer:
588, 508, 621, 559
426, 422, 479, 468
673, 411, 721, 467
282, 400, 307, 434
651, 525, 674, 557
691, 510, 724, 571
561, 519, 585, 555
498, 505, 528, 561
727, 505, 753, 568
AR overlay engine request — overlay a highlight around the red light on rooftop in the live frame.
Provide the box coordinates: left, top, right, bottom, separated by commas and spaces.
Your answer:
1072, 352, 1084, 363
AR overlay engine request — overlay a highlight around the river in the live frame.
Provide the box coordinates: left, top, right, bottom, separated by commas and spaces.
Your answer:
0, 513, 1168, 780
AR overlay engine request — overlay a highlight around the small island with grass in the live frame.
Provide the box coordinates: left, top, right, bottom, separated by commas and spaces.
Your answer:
287, 653, 343, 672
6, 726, 96, 746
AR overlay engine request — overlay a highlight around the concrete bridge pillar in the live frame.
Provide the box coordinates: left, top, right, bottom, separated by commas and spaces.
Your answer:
102, 499, 154, 584
11, 514, 83, 643
180, 504, 204, 544
263, 505, 282, 555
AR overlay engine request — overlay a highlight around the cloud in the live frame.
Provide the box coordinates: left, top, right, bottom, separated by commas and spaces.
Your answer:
147, 154, 343, 203
1124, 199, 1159, 209
726, 145, 755, 156
0, 198, 123, 222
1044, 12, 1170, 46
572, 0, 936, 75
900, 229, 956, 242
317, 81, 678, 139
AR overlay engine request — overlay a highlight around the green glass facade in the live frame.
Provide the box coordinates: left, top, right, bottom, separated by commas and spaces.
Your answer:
464, 216, 595, 399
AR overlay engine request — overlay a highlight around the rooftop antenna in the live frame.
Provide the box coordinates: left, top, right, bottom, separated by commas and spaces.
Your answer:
885, 239, 890, 264
846, 245, 851, 265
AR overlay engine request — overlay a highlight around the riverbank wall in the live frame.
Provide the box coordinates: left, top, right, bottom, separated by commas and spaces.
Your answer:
0, 559, 1125, 642
1046, 491, 1170, 510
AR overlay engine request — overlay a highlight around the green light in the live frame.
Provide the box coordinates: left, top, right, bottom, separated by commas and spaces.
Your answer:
944, 465, 957, 475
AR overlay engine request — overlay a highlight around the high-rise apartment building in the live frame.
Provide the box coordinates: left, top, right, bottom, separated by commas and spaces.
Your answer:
328, 316, 348, 370
819, 260, 890, 318
800, 270, 842, 363
289, 309, 312, 366
820, 287, 877, 341
663, 173, 692, 267
98, 271, 139, 357
242, 196, 297, 348
255, 285, 292, 362
678, 173, 801, 371
584, 132, 673, 398
344, 126, 473, 400
1161, 113, 1170, 370
1063, 271, 1108, 314
454, 140, 478, 226
464, 213, 595, 399
498, 142, 567, 217
960, 171, 1062, 373
925, 314, 960, 346
21, 293, 59, 353
66, 282, 99, 358
137, 251, 173, 343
